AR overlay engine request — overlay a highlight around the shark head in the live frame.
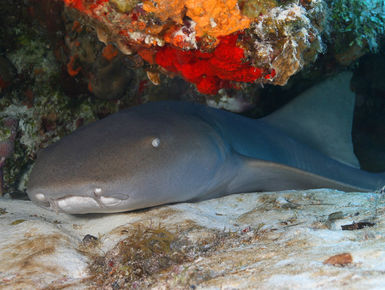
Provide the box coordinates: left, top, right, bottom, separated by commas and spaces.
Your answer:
27, 102, 230, 214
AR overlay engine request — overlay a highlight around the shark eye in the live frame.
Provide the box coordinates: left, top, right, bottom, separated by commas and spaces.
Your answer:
152, 138, 160, 148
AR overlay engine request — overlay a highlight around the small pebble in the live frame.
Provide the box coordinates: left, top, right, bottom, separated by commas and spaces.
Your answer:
82, 234, 98, 245
323, 253, 353, 266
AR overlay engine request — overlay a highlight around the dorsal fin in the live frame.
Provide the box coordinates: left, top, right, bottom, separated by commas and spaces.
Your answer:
263, 71, 360, 168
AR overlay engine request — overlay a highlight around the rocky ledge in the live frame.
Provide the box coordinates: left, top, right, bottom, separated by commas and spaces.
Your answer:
1, 189, 385, 289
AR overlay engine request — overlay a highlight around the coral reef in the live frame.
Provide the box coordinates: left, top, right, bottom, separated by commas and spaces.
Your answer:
246, 2, 326, 85
60, 0, 327, 94
330, 0, 385, 53
0, 0, 192, 194
0, 0, 127, 194
327, 0, 385, 66
155, 33, 273, 95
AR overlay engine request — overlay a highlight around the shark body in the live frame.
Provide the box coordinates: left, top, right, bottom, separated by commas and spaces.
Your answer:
27, 72, 385, 214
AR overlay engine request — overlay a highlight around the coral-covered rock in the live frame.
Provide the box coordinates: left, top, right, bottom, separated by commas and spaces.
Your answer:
89, 56, 134, 99
247, 2, 326, 86
155, 33, 270, 95
184, 0, 250, 39
59, 0, 327, 94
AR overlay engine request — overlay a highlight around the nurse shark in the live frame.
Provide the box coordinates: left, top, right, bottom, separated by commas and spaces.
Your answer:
27, 72, 385, 214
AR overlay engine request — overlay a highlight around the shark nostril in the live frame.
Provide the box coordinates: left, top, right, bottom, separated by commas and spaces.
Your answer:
94, 187, 102, 196
152, 137, 160, 147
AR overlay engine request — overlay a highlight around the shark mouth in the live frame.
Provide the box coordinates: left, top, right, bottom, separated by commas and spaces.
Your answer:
34, 193, 125, 214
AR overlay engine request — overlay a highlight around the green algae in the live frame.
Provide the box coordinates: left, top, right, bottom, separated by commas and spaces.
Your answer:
88, 223, 187, 287
329, 0, 385, 52
83, 222, 268, 288
0, 120, 12, 141
10, 219, 26, 225
110, 0, 140, 12
240, 0, 278, 18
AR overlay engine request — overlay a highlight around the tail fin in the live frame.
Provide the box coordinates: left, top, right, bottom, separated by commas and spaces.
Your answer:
263, 72, 360, 168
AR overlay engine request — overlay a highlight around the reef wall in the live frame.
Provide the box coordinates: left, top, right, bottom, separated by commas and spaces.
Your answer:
60, 0, 327, 94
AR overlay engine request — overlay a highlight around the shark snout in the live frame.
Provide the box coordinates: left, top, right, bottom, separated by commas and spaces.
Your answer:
29, 190, 128, 214
32, 192, 51, 208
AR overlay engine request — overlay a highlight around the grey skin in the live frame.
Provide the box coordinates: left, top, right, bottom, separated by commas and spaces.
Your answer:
27, 72, 385, 214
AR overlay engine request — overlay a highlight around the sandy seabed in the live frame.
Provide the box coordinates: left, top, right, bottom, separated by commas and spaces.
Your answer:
1, 189, 385, 289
